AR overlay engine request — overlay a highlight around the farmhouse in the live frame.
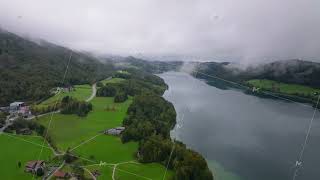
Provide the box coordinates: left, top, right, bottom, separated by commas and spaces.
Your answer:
25, 160, 45, 174
9, 101, 32, 118
10, 102, 25, 112
105, 126, 125, 136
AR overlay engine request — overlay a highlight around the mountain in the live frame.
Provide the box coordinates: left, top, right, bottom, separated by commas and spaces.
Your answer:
0, 30, 114, 106
196, 59, 320, 88
109, 56, 183, 74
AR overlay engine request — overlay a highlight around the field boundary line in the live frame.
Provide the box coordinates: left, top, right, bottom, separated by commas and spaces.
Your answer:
69, 132, 104, 152
84, 167, 97, 180
1, 133, 51, 149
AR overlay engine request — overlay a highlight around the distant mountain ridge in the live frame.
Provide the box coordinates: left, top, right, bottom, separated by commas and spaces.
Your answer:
0, 30, 114, 106
196, 59, 320, 88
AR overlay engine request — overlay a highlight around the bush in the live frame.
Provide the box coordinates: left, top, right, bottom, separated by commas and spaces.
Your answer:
114, 92, 128, 103
97, 84, 117, 97
60, 96, 92, 117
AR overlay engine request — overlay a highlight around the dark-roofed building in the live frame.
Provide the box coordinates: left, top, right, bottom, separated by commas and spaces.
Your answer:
25, 160, 45, 174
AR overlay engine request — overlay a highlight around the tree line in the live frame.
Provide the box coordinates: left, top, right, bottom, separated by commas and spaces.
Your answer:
60, 96, 92, 117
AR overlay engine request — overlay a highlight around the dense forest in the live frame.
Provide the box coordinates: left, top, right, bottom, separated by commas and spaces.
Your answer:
111, 70, 214, 180
111, 56, 183, 74
97, 69, 168, 101
196, 59, 320, 88
0, 29, 114, 106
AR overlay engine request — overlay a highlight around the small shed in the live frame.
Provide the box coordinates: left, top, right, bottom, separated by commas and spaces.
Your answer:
105, 126, 125, 136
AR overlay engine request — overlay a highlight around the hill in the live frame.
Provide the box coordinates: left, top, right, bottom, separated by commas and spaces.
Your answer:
196, 59, 320, 88
0, 30, 114, 106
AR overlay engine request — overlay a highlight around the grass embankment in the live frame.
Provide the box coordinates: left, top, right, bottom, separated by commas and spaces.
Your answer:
0, 134, 53, 179
247, 79, 320, 102
37, 77, 173, 179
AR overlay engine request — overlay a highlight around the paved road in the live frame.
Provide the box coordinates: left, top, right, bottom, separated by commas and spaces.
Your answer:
86, 83, 97, 102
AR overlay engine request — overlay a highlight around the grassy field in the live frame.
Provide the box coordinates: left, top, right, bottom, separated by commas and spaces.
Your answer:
247, 79, 320, 97
37, 96, 132, 151
35, 78, 174, 179
0, 134, 53, 179
101, 77, 125, 85
37, 96, 174, 179
85, 162, 174, 180
35, 84, 92, 108
73, 135, 138, 163
115, 162, 174, 180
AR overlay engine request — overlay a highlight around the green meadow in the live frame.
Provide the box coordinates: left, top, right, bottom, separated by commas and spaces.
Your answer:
247, 79, 320, 96
101, 77, 125, 85
115, 162, 174, 180
0, 134, 53, 179
29, 77, 174, 179
36, 84, 92, 108
73, 135, 138, 164
37, 96, 132, 151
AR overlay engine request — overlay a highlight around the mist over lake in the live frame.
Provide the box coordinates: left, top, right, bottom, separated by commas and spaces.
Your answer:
160, 72, 320, 180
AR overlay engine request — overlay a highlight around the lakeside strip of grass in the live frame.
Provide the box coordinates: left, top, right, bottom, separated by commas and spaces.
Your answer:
247, 79, 320, 98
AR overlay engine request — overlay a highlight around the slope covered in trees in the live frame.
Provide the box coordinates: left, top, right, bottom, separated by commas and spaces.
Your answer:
196, 59, 320, 88
0, 30, 114, 106
113, 70, 214, 180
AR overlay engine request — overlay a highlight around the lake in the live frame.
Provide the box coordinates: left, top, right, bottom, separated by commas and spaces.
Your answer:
159, 72, 320, 180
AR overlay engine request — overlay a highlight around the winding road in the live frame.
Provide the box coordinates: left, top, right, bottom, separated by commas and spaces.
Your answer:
86, 83, 97, 102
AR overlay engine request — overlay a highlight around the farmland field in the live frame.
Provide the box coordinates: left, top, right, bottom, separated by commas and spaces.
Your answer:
34, 78, 174, 179
0, 134, 53, 180
37, 96, 132, 151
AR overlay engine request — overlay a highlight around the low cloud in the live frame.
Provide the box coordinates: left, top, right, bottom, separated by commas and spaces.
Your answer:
0, 0, 319, 63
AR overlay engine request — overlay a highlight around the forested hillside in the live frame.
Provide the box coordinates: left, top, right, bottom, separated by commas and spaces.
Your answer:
111, 56, 183, 74
0, 30, 114, 106
196, 59, 320, 88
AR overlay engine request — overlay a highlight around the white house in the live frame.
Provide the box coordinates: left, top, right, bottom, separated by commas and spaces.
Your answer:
10, 102, 25, 112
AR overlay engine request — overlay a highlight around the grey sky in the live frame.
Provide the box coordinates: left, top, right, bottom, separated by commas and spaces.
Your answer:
0, 0, 319, 62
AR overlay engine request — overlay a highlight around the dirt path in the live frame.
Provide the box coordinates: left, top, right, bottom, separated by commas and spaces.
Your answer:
45, 160, 65, 180
84, 168, 97, 180
86, 83, 97, 102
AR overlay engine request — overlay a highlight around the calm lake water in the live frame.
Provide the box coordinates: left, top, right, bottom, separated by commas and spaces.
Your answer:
159, 72, 320, 180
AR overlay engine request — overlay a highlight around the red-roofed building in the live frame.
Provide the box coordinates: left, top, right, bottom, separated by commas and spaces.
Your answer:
53, 170, 70, 179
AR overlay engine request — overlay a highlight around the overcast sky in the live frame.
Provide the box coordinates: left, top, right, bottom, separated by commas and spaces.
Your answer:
0, 0, 319, 63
